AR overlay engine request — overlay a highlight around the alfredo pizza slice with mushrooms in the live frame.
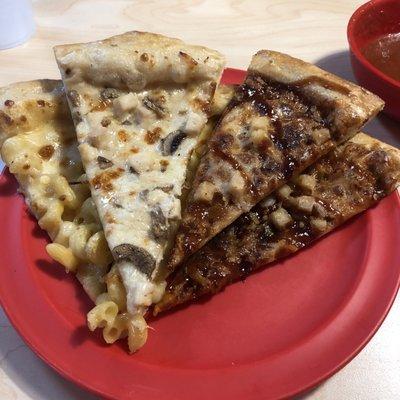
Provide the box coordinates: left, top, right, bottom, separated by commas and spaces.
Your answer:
165, 50, 385, 277
155, 133, 400, 312
54, 31, 225, 340
0, 80, 112, 300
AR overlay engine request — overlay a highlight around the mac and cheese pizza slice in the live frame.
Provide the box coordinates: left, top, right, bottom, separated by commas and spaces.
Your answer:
0, 80, 112, 300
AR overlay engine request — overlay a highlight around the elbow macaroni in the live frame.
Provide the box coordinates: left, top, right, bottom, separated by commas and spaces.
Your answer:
87, 297, 148, 352
86, 265, 147, 352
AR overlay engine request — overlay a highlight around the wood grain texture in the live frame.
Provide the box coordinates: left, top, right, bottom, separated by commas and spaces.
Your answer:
0, 1, 399, 399
0, 0, 366, 85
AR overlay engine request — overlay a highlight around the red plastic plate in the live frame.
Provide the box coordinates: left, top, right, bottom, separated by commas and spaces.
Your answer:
1, 69, 400, 400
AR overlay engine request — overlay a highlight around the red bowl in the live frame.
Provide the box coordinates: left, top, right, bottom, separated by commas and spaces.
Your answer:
347, 0, 400, 120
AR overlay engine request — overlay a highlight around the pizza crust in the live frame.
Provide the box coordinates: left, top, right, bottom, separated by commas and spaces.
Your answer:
250, 50, 384, 138
54, 31, 225, 92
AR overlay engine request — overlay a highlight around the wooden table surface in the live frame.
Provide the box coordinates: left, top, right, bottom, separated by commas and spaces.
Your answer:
0, 1, 399, 399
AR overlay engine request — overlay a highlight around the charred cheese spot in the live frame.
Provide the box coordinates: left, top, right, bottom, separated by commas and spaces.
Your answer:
38, 145, 55, 160
145, 127, 162, 144
129, 166, 138, 174
159, 159, 169, 172
130, 147, 139, 154
118, 130, 129, 142
140, 53, 149, 62
19, 115, 27, 122
159, 185, 174, 193
105, 211, 116, 224
4, 100, 14, 107
92, 169, 123, 192
73, 111, 83, 123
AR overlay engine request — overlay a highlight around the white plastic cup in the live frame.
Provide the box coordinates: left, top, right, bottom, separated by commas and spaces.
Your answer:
0, 0, 35, 50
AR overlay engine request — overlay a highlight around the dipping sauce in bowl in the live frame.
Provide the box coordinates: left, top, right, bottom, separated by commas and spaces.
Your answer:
362, 33, 400, 82
348, 0, 400, 121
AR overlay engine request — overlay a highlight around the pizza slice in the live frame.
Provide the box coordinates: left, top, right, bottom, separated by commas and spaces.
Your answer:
0, 80, 112, 300
155, 133, 400, 313
0, 79, 232, 351
164, 50, 384, 277
54, 31, 225, 348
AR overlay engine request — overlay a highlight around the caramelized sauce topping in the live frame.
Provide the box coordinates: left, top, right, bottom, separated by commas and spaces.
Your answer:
177, 73, 332, 260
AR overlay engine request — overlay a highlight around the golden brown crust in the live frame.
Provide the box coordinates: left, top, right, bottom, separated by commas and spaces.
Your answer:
54, 31, 225, 91
156, 133, 400, 313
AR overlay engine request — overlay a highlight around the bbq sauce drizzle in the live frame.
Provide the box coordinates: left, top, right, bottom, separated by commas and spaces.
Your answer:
213, 72, 343, 194
178, 72, 336, 255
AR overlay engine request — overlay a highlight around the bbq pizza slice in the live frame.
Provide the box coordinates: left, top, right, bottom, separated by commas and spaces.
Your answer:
54, 31, 225, 348
155, 133, 400, 312
165, 50, 384, 277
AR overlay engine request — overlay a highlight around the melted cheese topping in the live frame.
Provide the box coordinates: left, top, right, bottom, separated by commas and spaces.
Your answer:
56, 34, 225, 314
